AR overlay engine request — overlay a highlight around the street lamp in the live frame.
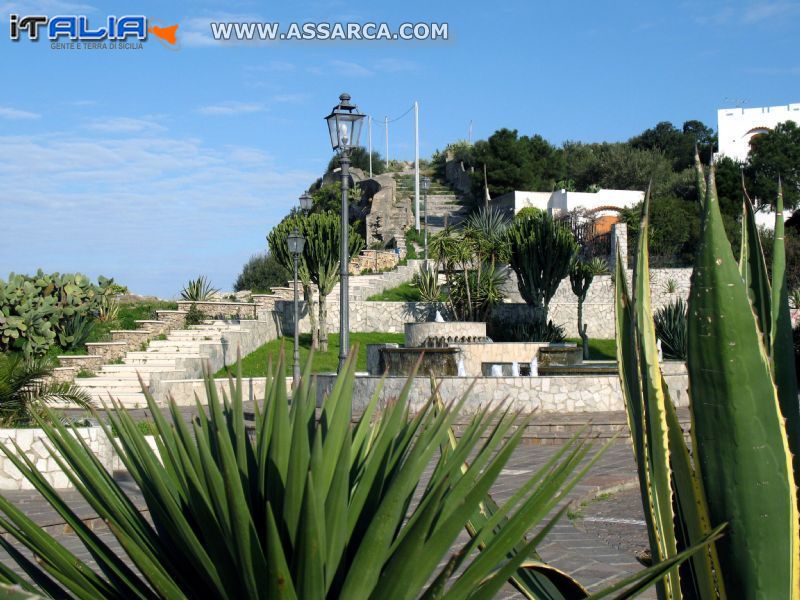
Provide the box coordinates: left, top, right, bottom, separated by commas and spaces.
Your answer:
299, 191, 313, 214
421, 176, 431, 261
287, 227, 306, 389
325, 92, 365, 372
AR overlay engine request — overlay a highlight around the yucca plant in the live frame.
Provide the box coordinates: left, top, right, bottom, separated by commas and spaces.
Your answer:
0, 350, 718, 598
615, 147, 800, 599
412, 261, 441, 303
180, 275, 219, 301
653, 298, 687, 360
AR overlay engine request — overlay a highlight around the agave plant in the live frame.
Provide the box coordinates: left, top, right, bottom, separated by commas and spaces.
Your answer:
180, 275, 219, 301
615, 148, 799, 598
653, 298, 687, 360
412, 260, 441, 303
59, 313, 95, 351
0, 350, 717, 598
0, 355, 90, 426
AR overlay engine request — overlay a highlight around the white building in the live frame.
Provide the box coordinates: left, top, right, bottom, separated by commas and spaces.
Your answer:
717, 103, 800, 162
491, 188, 645, 219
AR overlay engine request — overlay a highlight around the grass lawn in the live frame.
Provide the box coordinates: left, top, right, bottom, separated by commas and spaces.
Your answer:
215, 332, 406, 378
566, 338, 617, 360
367, 281, 421, 302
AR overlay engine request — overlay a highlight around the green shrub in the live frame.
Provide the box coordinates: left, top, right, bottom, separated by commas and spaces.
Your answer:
233, 252, 290, 293
654, 298, 688, 359
183, 304, 205, 327
488, 312, 566, 343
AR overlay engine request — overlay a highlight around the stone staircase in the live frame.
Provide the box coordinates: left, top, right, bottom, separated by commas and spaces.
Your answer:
68, 322, 249, 409
393, 172, 471, 235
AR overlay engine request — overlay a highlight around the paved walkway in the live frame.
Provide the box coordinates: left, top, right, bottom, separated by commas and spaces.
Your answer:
0, 429, 656, 598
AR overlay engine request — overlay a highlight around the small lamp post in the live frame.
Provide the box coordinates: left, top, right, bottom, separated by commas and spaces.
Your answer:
421, 176, 431, 261
287, 227, 306, 389
325, 93, 365, 372
299, 191, 313, 214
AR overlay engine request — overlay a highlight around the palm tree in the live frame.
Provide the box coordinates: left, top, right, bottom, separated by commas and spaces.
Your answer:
0, 354, 90, 426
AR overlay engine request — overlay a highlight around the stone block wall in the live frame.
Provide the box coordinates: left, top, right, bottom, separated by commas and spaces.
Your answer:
0, 428, 163, 490
84, 342, 129, 363
176, 301, 257, 320
0, 427, 113, 490
156, 310, 187, 329
275, 265, 693, 340
349, 250, 401, 274
157, 361, 688, 414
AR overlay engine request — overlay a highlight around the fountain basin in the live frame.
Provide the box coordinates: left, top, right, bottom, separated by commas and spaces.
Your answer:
379, 347, 461, 377
404, 322, 487, 348
539, 362, 618, 376
538, 344, 582, 367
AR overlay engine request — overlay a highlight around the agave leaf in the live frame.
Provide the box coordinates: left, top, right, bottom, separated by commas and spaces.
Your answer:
770, 181, 800, 481
687, 166, 800, 598
661, 376, 725, 599
694, 146, 706, 209
632, 188, 681, 599
739, 187, 772, 347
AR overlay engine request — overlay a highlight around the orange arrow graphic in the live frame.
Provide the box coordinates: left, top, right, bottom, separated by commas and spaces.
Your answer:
149, 24, 178, 45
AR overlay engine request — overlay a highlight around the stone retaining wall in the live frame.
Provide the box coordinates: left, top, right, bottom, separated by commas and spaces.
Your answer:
275, 267, 694, 339
176, 301, 257, 320
159, 362, 688, 413
0, 427, 112, 490
0, 428, 161, 490
155, 310, 187, 329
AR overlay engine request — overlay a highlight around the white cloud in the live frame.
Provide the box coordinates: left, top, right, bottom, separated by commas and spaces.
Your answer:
0, 106, 40, 120
180, 14, 270, 48
327, 60, 373, 77
248, 60, 295, 72
271, 93, 309, 104
196, 101, 267, 116
692, 0, 800, 25
374, 58, 419, 73
0, 0, 94, 13
0, 131, 315, 296
742, 1, 800, 23
86, 117, 166, 133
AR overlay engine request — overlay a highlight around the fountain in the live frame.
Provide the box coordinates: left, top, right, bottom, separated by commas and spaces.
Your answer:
367, 318, 618, 378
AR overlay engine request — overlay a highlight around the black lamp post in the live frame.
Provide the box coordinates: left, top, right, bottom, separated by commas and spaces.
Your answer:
324, 93, 365, 373
287, 227, 306, 388
421, 176, 431, 261
299, 191, 313, 214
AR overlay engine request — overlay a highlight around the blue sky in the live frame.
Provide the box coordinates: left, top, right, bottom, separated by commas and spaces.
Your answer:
1, 0, 798, 297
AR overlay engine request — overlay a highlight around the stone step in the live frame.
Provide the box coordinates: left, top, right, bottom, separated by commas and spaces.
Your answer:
75, 381, 147, 394
166, 333, 225, 341
100, 365, 184, 374
148, 340, 207, 349
88, 391, 150, 409
122, 358, 179, 367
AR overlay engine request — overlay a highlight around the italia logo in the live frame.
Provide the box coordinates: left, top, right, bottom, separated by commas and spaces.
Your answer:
9, 14, 179, 47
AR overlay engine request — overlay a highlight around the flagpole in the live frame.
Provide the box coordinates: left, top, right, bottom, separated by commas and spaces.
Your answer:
414, 100, 420, 232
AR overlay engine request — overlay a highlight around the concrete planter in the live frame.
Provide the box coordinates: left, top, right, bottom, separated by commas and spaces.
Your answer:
0, 428, 161, 490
